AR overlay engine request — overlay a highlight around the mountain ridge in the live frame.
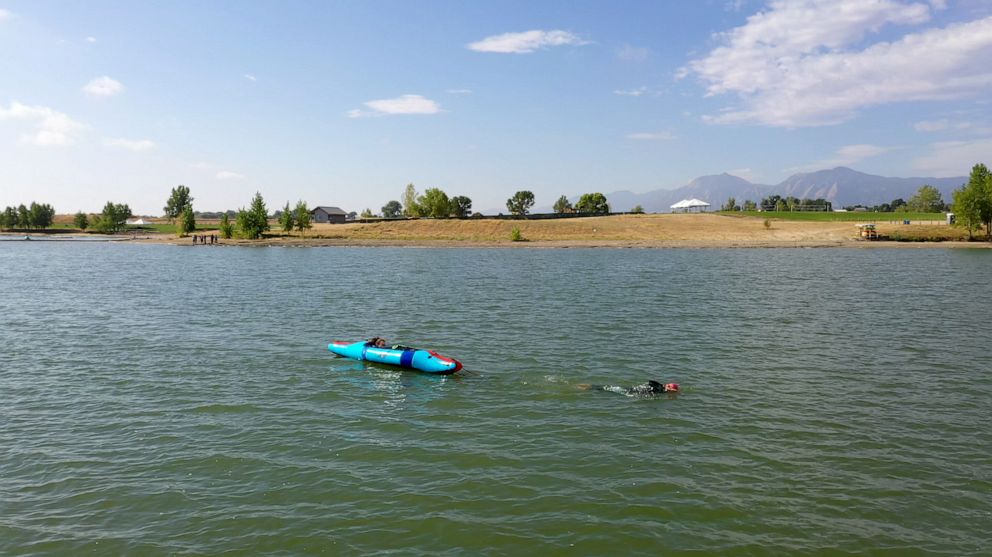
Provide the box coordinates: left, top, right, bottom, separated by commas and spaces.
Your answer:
545, 167, 966, 213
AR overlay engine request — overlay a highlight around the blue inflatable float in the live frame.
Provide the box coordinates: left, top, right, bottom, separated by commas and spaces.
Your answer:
328, 340, 463, 374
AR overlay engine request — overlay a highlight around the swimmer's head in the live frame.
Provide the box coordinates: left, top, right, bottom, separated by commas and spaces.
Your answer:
664, 383, 679, 392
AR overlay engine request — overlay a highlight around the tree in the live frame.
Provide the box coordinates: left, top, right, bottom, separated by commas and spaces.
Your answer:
178, 204, 196, 236
960, 163, 992, 240
553, 195, 572, 214
163, 185, 193, 223
402, 183, 420, 217
279, 201, 295, 233
93, 202, 131, 233
236, 191, 269, 239
73, 211, 89, 230
984, 172, 992, 241
294, 201, 312, 235
17, 204, 29, 227
721, 197, 738, 212
28, 202, 55, 228
774, 199, 786, 211
743, 200, 757, 211
908, 184, 945, 213
219, 213, 234, 239
952, 182, 982, 240
382, 200, 403, 218
506, 190, 535, 216
450, 195, 472, 217
760, 195, 782, 211
889, 198, 907, 211
418, 188, 452, 218
360, 208, 376, 218
630, 205, 645, 214
576, 192, 609, 214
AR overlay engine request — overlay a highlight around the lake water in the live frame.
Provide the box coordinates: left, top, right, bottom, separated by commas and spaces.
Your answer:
1, 243, 989, 555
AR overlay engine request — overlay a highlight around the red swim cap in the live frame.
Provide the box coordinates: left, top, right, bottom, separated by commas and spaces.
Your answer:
665, 383, 680, 392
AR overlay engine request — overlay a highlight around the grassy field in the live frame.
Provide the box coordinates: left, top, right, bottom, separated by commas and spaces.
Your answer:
26, 213, 984, 245
722, 210, 947, 222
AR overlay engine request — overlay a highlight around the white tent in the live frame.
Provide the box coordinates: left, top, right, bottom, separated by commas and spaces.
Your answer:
126, 218, 153, 225
670, 198, 711, 211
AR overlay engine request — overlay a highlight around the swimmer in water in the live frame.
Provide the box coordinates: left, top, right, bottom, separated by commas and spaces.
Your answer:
577, 380, 679, 397
366, 337, 387, 348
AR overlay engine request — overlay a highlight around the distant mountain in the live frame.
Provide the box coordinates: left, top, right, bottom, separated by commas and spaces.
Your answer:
589, 167, 966, 213
536, 173, 772, 214
774, 167, 965, 207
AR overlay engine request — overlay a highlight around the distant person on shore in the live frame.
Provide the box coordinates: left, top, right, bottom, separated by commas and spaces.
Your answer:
577, 380, 679, 397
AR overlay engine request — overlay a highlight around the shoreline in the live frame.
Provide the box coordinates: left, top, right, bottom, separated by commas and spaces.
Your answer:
4, 232, 989, 249
6, 214, 991, 249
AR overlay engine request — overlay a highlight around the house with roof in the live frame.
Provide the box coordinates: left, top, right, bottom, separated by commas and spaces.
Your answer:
311, 206, 347, 224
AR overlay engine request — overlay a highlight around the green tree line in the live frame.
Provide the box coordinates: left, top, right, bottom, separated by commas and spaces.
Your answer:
951, 163, 992, 240
0, 202, 56, 230
361, 185, 614, 219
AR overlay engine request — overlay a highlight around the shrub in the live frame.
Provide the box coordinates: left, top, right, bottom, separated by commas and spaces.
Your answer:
510, 226, 523, 242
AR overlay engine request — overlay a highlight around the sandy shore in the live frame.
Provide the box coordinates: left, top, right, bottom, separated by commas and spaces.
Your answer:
134, 214, 990, 249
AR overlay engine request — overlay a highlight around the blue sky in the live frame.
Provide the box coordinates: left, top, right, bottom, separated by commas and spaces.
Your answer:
2, 0, 991, 215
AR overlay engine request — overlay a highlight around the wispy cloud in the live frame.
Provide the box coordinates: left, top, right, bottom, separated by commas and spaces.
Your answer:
446, 88, 472, 95
83, 76, 124, 97
684, 1, 992, 127
914, 137, 992, 176
728, 167, 758, 181
347, 94, 443, 118
789, 144, 891, 172
614, 86, 648, 97
243, 74, 256, 82
627, 131, 676, 141
86, 36, 97, 43
104, 137, 155, 151
616, 44, 648, 62
0, 9, 11, 23
913, 118, 973, 132
0, 101, 85, 146
467, 30, 586, 54
216, 170, 245, 180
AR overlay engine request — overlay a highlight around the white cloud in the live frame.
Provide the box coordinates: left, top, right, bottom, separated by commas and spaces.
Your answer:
913, 137, 992, 176
83, 76, 124, 97
0, 101, 85, 146
685, 1, 992, 127
446, 88, 473, 94
616, 44, 649, 62
0, 9, 12, 22
347, 94, 443, 118
243, 74, 256, 82
216, 170, 245, 180
467, 30, 586, 54
627, 131, 676, 141
614, 86, 648, 97
86, 36, 97, 43
728, 167, 758, 181
913, 118, 973, 132
104, 137, 155, 151
789, 143, 891, 171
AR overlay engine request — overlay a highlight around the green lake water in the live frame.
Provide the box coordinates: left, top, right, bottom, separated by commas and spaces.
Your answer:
1, 244, 990, 555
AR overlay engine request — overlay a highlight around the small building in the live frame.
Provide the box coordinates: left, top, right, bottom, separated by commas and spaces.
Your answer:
311, 206, 347, 224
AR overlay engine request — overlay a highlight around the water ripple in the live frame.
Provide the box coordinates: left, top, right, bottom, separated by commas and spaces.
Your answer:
1, 245, 990, 554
